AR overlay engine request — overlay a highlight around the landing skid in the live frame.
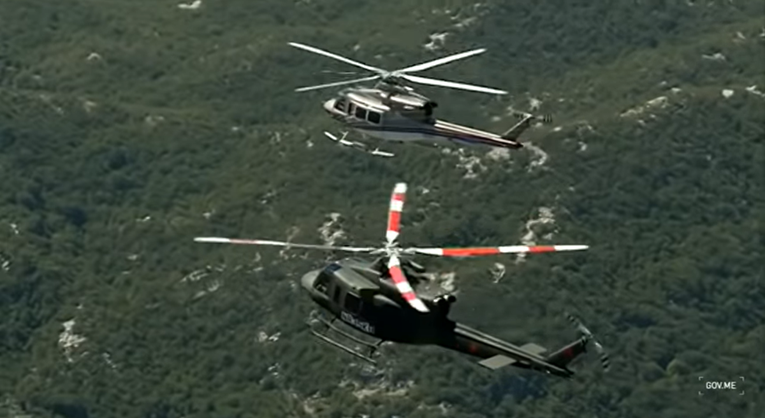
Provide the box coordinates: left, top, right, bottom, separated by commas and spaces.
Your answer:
310, 314, 384, 364
324, 131, 394, 158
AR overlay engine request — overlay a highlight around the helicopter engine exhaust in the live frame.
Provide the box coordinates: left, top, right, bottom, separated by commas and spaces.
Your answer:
434, 294, 457, 314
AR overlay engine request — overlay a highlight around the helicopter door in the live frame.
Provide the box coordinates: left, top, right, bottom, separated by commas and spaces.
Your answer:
344, 292, 362, 314
354, 106, 367, 121
331, 283, 343, 305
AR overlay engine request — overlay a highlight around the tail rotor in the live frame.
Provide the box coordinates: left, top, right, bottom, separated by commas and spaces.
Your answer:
512, 111, 553, 124
565, 312, 610, 372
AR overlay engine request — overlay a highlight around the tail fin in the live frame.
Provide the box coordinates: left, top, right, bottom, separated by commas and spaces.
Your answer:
550, 313, 611, 372
546, 337, 589, 369
501, 113, 534, 141
501, 112, 552, 141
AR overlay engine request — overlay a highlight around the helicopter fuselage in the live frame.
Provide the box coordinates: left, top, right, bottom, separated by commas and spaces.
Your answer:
322, 87, 524, 150
194, 176, 597, 377
299, 258, 579, 378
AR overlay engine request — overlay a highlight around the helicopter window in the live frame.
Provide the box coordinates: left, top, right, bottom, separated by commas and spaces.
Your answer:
345, 292, 362, 313
367, 111, 381, 124
334, 99, 345, 112
314, 272, 330, 294
354, 106, 367, 120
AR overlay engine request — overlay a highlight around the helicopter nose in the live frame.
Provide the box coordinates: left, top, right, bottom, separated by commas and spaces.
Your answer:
300, 271, 319, 292
323, 99, 336, 113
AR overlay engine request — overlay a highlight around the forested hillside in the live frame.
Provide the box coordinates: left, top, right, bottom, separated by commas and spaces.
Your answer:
0, 1, 763, 417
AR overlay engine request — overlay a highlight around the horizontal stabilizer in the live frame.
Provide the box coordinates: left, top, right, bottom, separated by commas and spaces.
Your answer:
478, 355, 517, 370
520, 342, 548, 356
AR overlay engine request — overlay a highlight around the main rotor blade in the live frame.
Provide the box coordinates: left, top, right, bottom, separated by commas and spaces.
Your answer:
194, 237, 376, 253
387, 255, 429, 313
400, 74, 507, 95
397, 48, 486, 73
409, 245, 589, 257
295, 75, 380, 92
386, 183, 407, 245
288, 42, 386, 75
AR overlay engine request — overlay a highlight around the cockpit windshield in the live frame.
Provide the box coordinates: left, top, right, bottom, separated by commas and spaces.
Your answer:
315, 263, 341, 294
314, 271, 330, 294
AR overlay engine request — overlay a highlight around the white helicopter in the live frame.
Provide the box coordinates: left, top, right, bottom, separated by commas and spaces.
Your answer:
289, 42, 551, 158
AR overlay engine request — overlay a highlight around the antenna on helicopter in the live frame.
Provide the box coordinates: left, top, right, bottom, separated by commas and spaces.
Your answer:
288, 42, 508, 95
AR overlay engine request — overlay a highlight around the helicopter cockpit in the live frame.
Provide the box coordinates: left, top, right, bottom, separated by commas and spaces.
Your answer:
313, 269, 331, 294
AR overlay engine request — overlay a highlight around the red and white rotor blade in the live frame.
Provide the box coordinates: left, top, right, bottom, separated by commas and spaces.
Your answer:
411, 245, 589, 257
194, 237, 375, 253
387, 255, 429, 313
386, 183, 407, 244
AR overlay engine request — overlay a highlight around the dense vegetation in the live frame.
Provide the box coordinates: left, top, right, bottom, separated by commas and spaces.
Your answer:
1, 0, 763, 417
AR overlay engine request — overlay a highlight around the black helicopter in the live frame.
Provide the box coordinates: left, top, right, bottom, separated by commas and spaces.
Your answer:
195, 183, 609, 378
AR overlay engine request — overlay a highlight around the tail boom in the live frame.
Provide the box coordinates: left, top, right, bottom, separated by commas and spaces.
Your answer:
545, 337, 589, 369
443, 323, 575, 378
